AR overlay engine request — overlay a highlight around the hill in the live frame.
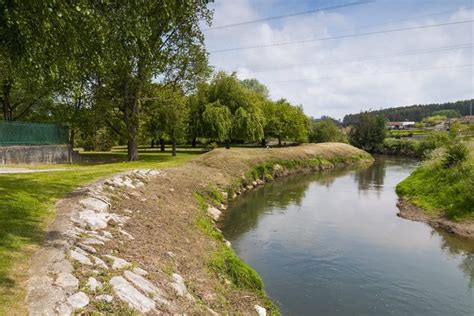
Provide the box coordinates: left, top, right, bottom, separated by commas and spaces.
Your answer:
343, 99, 473, 125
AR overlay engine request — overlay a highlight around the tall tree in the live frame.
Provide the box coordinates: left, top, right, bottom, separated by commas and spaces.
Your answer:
349, 112, 386, 152
97, 1, 211, 160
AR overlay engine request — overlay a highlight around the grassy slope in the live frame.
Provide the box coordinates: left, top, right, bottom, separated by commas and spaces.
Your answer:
0, 150, 198, 313
396, 142, 474, 221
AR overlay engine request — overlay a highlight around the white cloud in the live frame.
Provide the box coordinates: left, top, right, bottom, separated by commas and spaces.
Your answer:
204, 1, 474, 119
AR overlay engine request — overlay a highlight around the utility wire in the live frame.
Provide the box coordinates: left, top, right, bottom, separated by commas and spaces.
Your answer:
203, 0, 373, 31
209, 20, 474, 53
266, 63, 473, 84
242, 43, 473, 73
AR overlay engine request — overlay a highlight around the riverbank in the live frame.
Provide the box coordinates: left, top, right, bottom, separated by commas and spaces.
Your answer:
396, 142, 474, 239
25, 143, 372, 315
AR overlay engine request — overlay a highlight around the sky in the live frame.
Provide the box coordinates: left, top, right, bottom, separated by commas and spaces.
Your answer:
203, 0, 474, 120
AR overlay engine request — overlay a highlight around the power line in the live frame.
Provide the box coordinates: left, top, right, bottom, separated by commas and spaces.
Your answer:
242, 44, 473, 73
209, 20, 474, 53
203, 0, 373, 31
266, 63, 473, 84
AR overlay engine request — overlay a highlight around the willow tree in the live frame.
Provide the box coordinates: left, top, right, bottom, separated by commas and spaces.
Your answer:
97, 1, 211, 160
202, 101, 232, 148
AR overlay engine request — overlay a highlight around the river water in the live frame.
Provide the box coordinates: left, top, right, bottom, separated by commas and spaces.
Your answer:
221, 156, 474, 315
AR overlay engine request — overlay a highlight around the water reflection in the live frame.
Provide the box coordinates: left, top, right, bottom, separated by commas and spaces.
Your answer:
222, 156, 474, 315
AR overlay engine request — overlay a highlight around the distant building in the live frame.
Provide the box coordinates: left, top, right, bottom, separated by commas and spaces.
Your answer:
461, 116, 474, 124
386, 121, 415, 129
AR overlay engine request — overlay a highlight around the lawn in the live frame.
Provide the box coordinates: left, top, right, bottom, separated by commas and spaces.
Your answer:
0, 148, 199, 313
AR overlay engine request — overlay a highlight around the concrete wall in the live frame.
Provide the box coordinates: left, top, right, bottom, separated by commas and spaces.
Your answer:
0, 144, 72, 165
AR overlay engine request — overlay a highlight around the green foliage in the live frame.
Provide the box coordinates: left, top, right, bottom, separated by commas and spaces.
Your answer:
343, 99, 473, 125
442, 141, 469, 168
432, 109, 461, 118
205, 142, 218, 152
208, 245, 263, 291
240, 78, 270, 99
349, 112, 386, 152
380, 132, 449, 157
397, 159, 474, 220
193, 192, 223, 240
309, 118, 345, 143
202, 101, 233, 142
232, 106, 264, 141
423, 115, 447, 124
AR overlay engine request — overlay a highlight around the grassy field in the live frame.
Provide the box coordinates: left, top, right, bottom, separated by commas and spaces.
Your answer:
396, 141, 474, 221
0, 148, 199, 313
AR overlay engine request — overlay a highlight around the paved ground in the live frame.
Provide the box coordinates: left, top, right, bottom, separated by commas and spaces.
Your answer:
0, 168, 67, 174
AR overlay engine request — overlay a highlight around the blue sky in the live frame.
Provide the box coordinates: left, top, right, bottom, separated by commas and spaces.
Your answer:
204, 0, 473, 119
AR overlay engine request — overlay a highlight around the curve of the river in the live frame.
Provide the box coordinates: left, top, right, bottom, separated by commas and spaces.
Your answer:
221, 156, 474, 315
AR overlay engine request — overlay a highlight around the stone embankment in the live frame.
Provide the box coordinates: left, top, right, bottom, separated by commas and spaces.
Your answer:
26, 170, 207, 315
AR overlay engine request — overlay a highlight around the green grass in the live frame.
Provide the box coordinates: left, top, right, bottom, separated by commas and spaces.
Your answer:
0, 149, 198, 312
396, 142, 474, 221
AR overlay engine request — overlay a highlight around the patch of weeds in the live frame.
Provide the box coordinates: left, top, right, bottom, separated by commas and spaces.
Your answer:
194, 192, 224, 240
94, 300, 115, 313
96, 282, 113, 295
162, 263, 174, 277
208, 246, 263, 291
207, 186, 225, 205
207, 246, 282, 315
114, 302, 138, 315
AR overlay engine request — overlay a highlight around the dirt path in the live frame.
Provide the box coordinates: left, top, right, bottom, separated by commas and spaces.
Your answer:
0, 167, 68, 174
25, 143, 372, 315
397, 199, 474, 239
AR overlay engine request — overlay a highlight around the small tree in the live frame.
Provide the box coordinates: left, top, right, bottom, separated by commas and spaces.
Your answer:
309, 118, 344, 143
349, 112, 386, 152
442, 141, 469, 168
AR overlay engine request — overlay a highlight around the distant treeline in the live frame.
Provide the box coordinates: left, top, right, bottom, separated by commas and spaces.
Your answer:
342, 99, 474, 125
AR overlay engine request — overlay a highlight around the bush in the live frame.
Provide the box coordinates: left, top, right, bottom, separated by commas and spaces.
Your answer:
309, 119, 345, 143
442, 141, 469, 168
204, 142, 218, 152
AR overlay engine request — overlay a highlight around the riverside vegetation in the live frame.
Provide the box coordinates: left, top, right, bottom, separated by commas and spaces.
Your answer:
397, 141, 474, 221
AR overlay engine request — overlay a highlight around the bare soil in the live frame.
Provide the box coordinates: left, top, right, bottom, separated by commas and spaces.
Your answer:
397, 199, 474, 239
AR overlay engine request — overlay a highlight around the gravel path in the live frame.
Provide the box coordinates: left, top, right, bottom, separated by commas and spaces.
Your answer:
0, 167, 67, 174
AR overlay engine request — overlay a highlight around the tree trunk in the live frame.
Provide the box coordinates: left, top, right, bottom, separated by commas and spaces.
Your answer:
278, 136, 282, 147
151, 139, 154, 148
261, 138, 266, 147
171, 130, 176, 156
225, 140, 230, 149
69, 129, 75, 163
2, 79, 13, 121
125, 97, 139, 161
159, 138, 165, 152
192, 137, 196, 148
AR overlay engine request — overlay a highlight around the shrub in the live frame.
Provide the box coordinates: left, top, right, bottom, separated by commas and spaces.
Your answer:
442, 141, 469, 168
204, 142, 218, 152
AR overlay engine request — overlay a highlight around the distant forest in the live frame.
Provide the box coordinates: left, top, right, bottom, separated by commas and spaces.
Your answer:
343, 99, 474, 125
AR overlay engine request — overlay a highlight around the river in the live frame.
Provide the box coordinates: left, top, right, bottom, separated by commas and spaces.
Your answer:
221, 156, 474, 315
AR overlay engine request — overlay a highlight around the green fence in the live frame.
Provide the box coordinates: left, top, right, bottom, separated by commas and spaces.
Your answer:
0, 121, 69, 146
